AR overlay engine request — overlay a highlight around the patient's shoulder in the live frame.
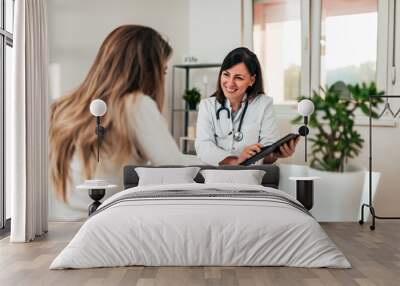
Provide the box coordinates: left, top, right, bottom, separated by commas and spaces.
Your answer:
124, 93, 163, 132
135, 94, 158, 110
124, 93, 160, 115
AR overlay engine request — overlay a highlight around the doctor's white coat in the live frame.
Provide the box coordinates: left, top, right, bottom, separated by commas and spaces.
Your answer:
195, 94, 280, 165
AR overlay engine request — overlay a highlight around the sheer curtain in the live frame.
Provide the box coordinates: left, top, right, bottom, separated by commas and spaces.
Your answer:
8, 0, 49, 242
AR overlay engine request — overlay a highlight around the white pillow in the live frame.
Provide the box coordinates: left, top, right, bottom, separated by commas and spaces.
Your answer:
200, 169, 266, 185
135, 167, 200, 186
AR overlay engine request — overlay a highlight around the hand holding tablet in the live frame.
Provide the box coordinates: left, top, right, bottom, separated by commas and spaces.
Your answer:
239, 133, 300, 166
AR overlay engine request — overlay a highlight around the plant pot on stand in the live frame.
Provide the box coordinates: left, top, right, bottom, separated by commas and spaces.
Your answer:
187, 101, 198, 110
183, 87, 201, 111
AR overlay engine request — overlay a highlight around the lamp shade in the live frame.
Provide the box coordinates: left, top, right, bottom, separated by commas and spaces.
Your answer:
90, 99, 107, 117
298, 99, 314, 116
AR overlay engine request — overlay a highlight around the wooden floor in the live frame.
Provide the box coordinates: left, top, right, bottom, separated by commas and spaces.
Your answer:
0, 222, 399, 286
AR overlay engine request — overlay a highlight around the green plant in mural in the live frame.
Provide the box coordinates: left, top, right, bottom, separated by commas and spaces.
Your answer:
183, 88, 202, 110
292, 81, 384, 172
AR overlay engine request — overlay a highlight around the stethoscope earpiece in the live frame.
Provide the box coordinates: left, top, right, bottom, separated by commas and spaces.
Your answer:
216, 105, 230, 120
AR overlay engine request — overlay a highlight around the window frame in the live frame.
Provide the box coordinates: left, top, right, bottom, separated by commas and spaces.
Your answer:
245, 0, 314, 111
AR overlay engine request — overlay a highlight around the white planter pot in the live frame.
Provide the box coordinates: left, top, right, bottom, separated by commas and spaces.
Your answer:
307, 166, 366, 222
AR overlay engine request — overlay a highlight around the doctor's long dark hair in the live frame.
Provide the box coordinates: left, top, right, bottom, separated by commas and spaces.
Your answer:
214, 47, 264, 104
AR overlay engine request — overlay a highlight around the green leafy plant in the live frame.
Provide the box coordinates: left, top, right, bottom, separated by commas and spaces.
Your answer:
183, 87, 202, 110
292, 81, 384, 172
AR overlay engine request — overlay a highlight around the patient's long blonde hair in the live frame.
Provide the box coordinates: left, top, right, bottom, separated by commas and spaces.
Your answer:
50, 25, 172, 202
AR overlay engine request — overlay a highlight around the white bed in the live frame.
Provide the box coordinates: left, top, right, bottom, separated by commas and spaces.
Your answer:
50, 183, 351, 269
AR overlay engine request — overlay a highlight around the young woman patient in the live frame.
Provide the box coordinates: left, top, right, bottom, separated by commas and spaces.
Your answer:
49, 25, 200, 220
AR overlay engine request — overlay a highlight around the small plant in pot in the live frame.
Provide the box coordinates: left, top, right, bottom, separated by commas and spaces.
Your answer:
292, 81, 384, 172
183, 87, 202, 110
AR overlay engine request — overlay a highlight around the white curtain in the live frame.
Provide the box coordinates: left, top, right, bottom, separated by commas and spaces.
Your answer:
9, 0, 49, 242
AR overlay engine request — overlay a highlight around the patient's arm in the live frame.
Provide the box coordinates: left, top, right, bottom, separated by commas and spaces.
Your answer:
127, 94, 202, 166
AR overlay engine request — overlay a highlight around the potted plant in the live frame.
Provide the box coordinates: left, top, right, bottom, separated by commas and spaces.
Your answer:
183, 87, 202, 110
292, 81, 383, 221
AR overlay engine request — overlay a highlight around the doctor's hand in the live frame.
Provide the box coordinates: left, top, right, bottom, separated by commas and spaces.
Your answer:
274, 137, 300, 158
263, 137, 300, 164
237, 143, 263, 164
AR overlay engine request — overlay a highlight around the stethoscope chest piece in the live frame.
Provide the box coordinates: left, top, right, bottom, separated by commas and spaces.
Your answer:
233, 131, 243, 142
215, 98, 249, 142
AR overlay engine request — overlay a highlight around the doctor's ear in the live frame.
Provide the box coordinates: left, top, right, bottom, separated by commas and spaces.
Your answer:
250, 75, 256, 86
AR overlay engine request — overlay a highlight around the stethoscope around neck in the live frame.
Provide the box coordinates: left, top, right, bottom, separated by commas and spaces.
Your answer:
215, 99, 249, 142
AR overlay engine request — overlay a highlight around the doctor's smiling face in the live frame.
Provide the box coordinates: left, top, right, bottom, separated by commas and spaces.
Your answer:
214, 47, 264, 110
220, 62, 255, 107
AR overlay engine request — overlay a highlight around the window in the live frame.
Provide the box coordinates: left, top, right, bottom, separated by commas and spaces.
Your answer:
251, 0, 383, 107
253, 0, 302, 104
0, 0, 14, 233
320, 0, 378, 86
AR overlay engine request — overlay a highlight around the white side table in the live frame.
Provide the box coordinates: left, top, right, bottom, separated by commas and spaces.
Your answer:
77, 180, 118, 215
289, 176, 320, 210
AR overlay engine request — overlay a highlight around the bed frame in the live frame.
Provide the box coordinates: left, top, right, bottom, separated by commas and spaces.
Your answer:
123, 164, 280, 189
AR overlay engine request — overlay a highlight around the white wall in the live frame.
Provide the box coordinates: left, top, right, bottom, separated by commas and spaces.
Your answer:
188, 0, 242, 63
178, 0, 242, 143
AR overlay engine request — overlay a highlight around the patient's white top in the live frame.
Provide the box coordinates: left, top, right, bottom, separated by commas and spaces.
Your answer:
49, 94, 202, 221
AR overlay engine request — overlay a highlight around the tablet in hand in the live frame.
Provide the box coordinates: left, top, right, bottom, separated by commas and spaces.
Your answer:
239, 133, 300, 166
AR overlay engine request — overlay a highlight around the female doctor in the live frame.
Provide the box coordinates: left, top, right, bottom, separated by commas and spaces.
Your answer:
195, 47, 299, 165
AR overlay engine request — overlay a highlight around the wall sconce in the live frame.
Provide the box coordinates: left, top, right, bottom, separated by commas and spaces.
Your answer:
297, 99, 314, 162
89, 99, 107, 162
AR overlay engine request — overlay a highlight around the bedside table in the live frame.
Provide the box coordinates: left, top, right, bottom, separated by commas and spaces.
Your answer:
77, 180, 118, 215
289, 176, 320, 210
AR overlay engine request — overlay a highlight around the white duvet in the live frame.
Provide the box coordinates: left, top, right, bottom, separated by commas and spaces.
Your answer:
50, 183, 350, 269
